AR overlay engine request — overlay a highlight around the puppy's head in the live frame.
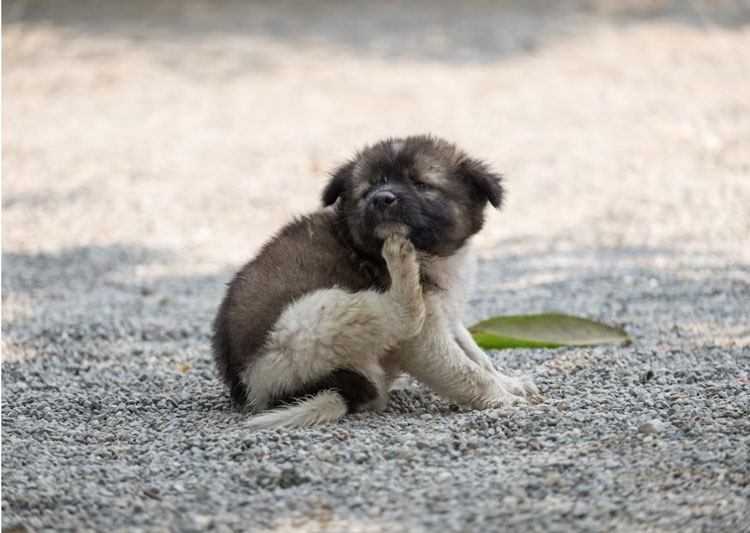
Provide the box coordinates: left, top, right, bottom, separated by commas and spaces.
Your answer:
322, 135, 503, 257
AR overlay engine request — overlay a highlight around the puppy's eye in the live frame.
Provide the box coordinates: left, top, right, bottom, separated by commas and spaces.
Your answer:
415, 181, 431, 190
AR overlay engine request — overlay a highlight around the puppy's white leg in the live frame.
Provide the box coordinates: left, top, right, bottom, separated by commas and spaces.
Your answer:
397, 295, 522, 409
453, 323, 541, 401
453, 323, 501, 376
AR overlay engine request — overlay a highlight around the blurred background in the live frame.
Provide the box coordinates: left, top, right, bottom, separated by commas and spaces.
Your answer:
4, 0, 749, 268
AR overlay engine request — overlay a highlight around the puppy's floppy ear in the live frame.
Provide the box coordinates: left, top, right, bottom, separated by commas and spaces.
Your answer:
322, 160, 354, 207
458, 158, 504, 208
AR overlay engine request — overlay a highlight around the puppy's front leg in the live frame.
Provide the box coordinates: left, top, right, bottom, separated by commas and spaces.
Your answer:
452, 322, 501, 376
453, 323, 541, 401
397, 294, 522, 409
244, 235, 424, 412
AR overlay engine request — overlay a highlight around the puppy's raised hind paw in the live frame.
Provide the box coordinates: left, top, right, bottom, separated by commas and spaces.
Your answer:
382, 234, 421, 295
382, 234, 424, 336
382, 234, 417, 266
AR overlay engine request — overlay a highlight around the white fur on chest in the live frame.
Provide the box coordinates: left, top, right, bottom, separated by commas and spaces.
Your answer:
419, 242, 477, 321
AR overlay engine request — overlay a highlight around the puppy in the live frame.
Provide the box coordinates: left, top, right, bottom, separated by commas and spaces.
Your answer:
212, 135, 539, 428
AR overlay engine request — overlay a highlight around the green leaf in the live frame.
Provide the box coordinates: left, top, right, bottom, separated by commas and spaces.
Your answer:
469, 313, 630, 349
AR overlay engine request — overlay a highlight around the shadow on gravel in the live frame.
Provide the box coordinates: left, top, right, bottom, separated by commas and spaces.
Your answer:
2, 244, 174, 297
2, 244, 225, 402
3, 0, 748, 72
474, 242, 750, 327
3, 240, 748, 406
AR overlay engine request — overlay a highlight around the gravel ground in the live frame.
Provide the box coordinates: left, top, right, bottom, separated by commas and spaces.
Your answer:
3, 1, 750, 531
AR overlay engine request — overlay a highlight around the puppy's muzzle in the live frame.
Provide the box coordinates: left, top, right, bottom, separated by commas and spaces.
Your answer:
368, 187, 410, 238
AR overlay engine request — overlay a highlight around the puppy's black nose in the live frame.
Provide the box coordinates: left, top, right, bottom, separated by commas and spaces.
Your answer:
371, 190, 397, 210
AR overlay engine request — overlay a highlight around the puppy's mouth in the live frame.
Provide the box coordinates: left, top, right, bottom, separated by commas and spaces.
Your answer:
374, 221, 410, 239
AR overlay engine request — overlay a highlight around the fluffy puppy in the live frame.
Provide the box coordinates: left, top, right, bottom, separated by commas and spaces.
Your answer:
212, 135, 539, 428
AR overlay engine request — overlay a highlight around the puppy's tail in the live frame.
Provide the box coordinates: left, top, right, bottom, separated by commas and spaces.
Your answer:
246, 391, 348, 429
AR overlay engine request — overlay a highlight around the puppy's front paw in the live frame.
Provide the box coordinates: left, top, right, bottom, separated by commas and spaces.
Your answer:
484, 391, 529, 409
502, 375, 544, 404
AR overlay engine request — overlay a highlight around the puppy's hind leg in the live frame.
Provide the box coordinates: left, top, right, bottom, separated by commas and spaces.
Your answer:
243, 235, 425, 427
381, 234, 426, 339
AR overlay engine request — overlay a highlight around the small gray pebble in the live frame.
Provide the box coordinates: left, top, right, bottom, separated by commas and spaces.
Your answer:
638, 419, 666, 435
